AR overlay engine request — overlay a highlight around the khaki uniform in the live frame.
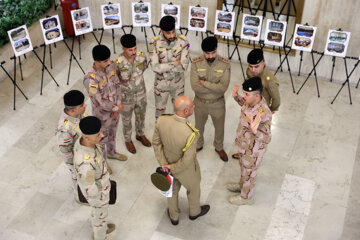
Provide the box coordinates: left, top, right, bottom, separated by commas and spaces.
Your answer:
246, 67, 280, 112
55, 111, 85, 195
234, 96, 272, 199
74, 139, 111, 240
152, 114, 201, 220
190, 55, 231, 150
83, 63, 122, 158
149, 33, 190, 118
115, 52, 148, 142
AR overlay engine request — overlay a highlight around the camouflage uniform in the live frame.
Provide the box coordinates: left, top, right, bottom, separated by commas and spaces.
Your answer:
115, 52, 148, 142
55, 111, 85, 195
74, 139, 111, 240
235, 97, 272, 199
83, 63, 121, 158
149, 33, 190, 118
246, 67, 280, 112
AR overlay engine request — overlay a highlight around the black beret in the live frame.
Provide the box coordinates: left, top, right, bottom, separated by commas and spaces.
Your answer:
243, 77, 263, 92
79, 116, 102, 135
120, 34, 136, 48
247, 48, 264, 64
160, 16, 175, 31
64, 90, 84, 107
92, 45, 111, 61
201, 36, 218, 52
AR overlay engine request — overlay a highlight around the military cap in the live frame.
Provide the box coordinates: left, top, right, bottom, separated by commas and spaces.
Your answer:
63, 90, 84, 107
243, 77, 263, 92
79, 116, 102, 135
120, 34, 136, 48
201, 36, 218, 52
160, 16, 175, 31
151, 167, 172, 191
92, 44, 111, 61
247, 48, 264, 64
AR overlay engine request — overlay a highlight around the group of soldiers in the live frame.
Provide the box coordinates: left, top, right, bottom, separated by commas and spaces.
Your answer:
55, 15, 280, 240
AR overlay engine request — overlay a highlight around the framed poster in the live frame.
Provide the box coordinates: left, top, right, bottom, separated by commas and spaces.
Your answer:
240, 14, 263, 41
264, 19, 287, 47
291, 24, 317, 52
7, 25, 33, 57
214, 10, 235, 37
161, 4, 181, 29
39, 15, 64, 45
71, 7, 93, 36
132, 2, 151, 27
188, 6, 208, 32
324, 29, 351, 58
101, 3, 122, 29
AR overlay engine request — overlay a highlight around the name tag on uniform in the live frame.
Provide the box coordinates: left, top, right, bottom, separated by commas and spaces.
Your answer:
214, 69, 223, 73
136, 63, 143, 68
99, 79, 107, 86
108, 71, 115, 78
120, 68, 129, 72
197, 69, 206, 72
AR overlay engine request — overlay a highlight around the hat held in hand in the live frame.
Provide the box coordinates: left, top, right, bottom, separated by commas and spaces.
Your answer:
151, 167, 172, 191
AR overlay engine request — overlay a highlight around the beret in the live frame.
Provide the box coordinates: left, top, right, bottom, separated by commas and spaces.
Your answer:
79, 116, 102, 135
92, 45, 111, 61
243, 77, 263, 92
247, 48, 264, 64
120, 34, 136, 48
64, 90, 84, 107
201, 36, 218, 52
160, 16, 175, 31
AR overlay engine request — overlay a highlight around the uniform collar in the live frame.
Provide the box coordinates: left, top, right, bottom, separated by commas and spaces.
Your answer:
173, 114, 187, 123
76, 138, 100, 153
62, 110, 81, 124
246, 96, 266, 111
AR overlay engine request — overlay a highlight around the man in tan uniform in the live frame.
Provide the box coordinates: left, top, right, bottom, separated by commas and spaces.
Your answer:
232, 48, 280, 159
116, 34, 151, 154
56, 90, 86, 202
83, 45, 127, 166
152, 96, 210, 225
190, 36, 231, 162
228, 77, 272, 205
149, 16, 190, 118
74, 116, 115, 239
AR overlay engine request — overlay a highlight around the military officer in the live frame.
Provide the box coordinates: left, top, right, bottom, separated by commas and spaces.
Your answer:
74, 116, 115, 240
116, 34, 151, 154
232, 48, 280, 159
190, 37, 231, 162
227, 77, 272, 205
83, 44, 127, 166
152, 96, 210, 225
149, 16, 190, 118
56, 90, 86, 202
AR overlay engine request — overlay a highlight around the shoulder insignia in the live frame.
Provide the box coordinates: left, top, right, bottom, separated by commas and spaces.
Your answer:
137, 52, 144, 56
63, 138, 71, 144
219, 57, 229, 63
84, 154, 90, 160
214, 69, 224, 73
193, 56, 204, 62
136, 62, 143, 68
99, 79, 107, 86
259, 108, 263, 115
151, 36, 159, 41
182, 121, 200, 152
89, 83, 98, 94
116, 57, 123, 64
64, 119, 69, 128
108, 71, 115, 78
266, 76, 271, 81
178, 34, 187, 40
90, 73, 96, 79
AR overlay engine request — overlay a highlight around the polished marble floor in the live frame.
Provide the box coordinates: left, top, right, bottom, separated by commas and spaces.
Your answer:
0, 32, 359, 240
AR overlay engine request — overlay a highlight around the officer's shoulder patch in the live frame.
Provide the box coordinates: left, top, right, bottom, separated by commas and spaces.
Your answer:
64, 119, 69, 128
90, 73, 96, 79
178, 34, 187, 40
116, 56, 124, 64
137, 51, 144, 56
219, 57, 230, 64
84, 154, 91, 161
266, 76, 271, 81
193, 56, 204, 62
151, 36, 159, 42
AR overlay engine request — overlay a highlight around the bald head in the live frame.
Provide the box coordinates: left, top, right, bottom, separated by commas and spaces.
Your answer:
174, 96, 194, 118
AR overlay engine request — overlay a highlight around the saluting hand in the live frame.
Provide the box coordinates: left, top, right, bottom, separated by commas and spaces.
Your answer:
250, 112, 261, 134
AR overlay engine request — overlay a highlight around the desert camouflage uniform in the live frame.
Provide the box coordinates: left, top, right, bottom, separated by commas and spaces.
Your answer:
234, 97, 272, 199
74, 139, 111, 240
115, 52, 148, 142
83, 63, 121, 158
149, 33, 190, 118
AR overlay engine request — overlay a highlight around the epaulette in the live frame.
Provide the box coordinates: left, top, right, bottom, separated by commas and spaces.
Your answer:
182, 121, 200, 152
151, 36, 159, 42
64, 119, 69, 129
193, 56, 204, 63
116, 56, 123, 64
137, 51, 145, 56
178, 34, 187, 40
219, 57, 229, 64
266, 76, 271, 81
90, 73, 96, 79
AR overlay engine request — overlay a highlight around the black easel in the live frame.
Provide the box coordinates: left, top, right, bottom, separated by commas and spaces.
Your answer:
331, 57, 359, 105
63, 36, 85, 85
0, 60, 28, 110
277, 0, 297, 22
274, 45, 295, 93
255, 0, 276, 20
229, 35, 245, 80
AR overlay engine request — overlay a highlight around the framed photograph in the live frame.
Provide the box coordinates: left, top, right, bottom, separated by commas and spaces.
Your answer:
214, 10, 235, 37
324, 29, 351, 58
7, 25, 33, 57
188, 6, 208, 32
264, 19, 287, 47
161, 4, 181, 29
240, 14, 263, 41
39, 15, 64, 45
70, 7, 93, 36
132, 2, 151, 27
101, 3, 122, 29
291, 24, 317, 52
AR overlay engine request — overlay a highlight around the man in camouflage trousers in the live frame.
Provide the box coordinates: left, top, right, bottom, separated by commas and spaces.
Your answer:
149, 16, 190, 118
74, 116, 115, 240
56, 90, 86, 202
227, 77, 272, 205
83, 45, 127, 168
116, 34, 151, 154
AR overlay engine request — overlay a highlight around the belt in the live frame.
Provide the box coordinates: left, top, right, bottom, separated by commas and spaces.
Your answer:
195, 96, 224, 104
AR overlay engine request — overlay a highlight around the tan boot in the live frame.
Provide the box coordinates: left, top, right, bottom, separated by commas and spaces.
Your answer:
107, 152, 127, 161
226, 182, 241, 192
228, 194, 254, 205
106, 223, 116, 234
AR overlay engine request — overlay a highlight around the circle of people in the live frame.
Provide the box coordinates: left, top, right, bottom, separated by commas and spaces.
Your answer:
55, 16, 281, 240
